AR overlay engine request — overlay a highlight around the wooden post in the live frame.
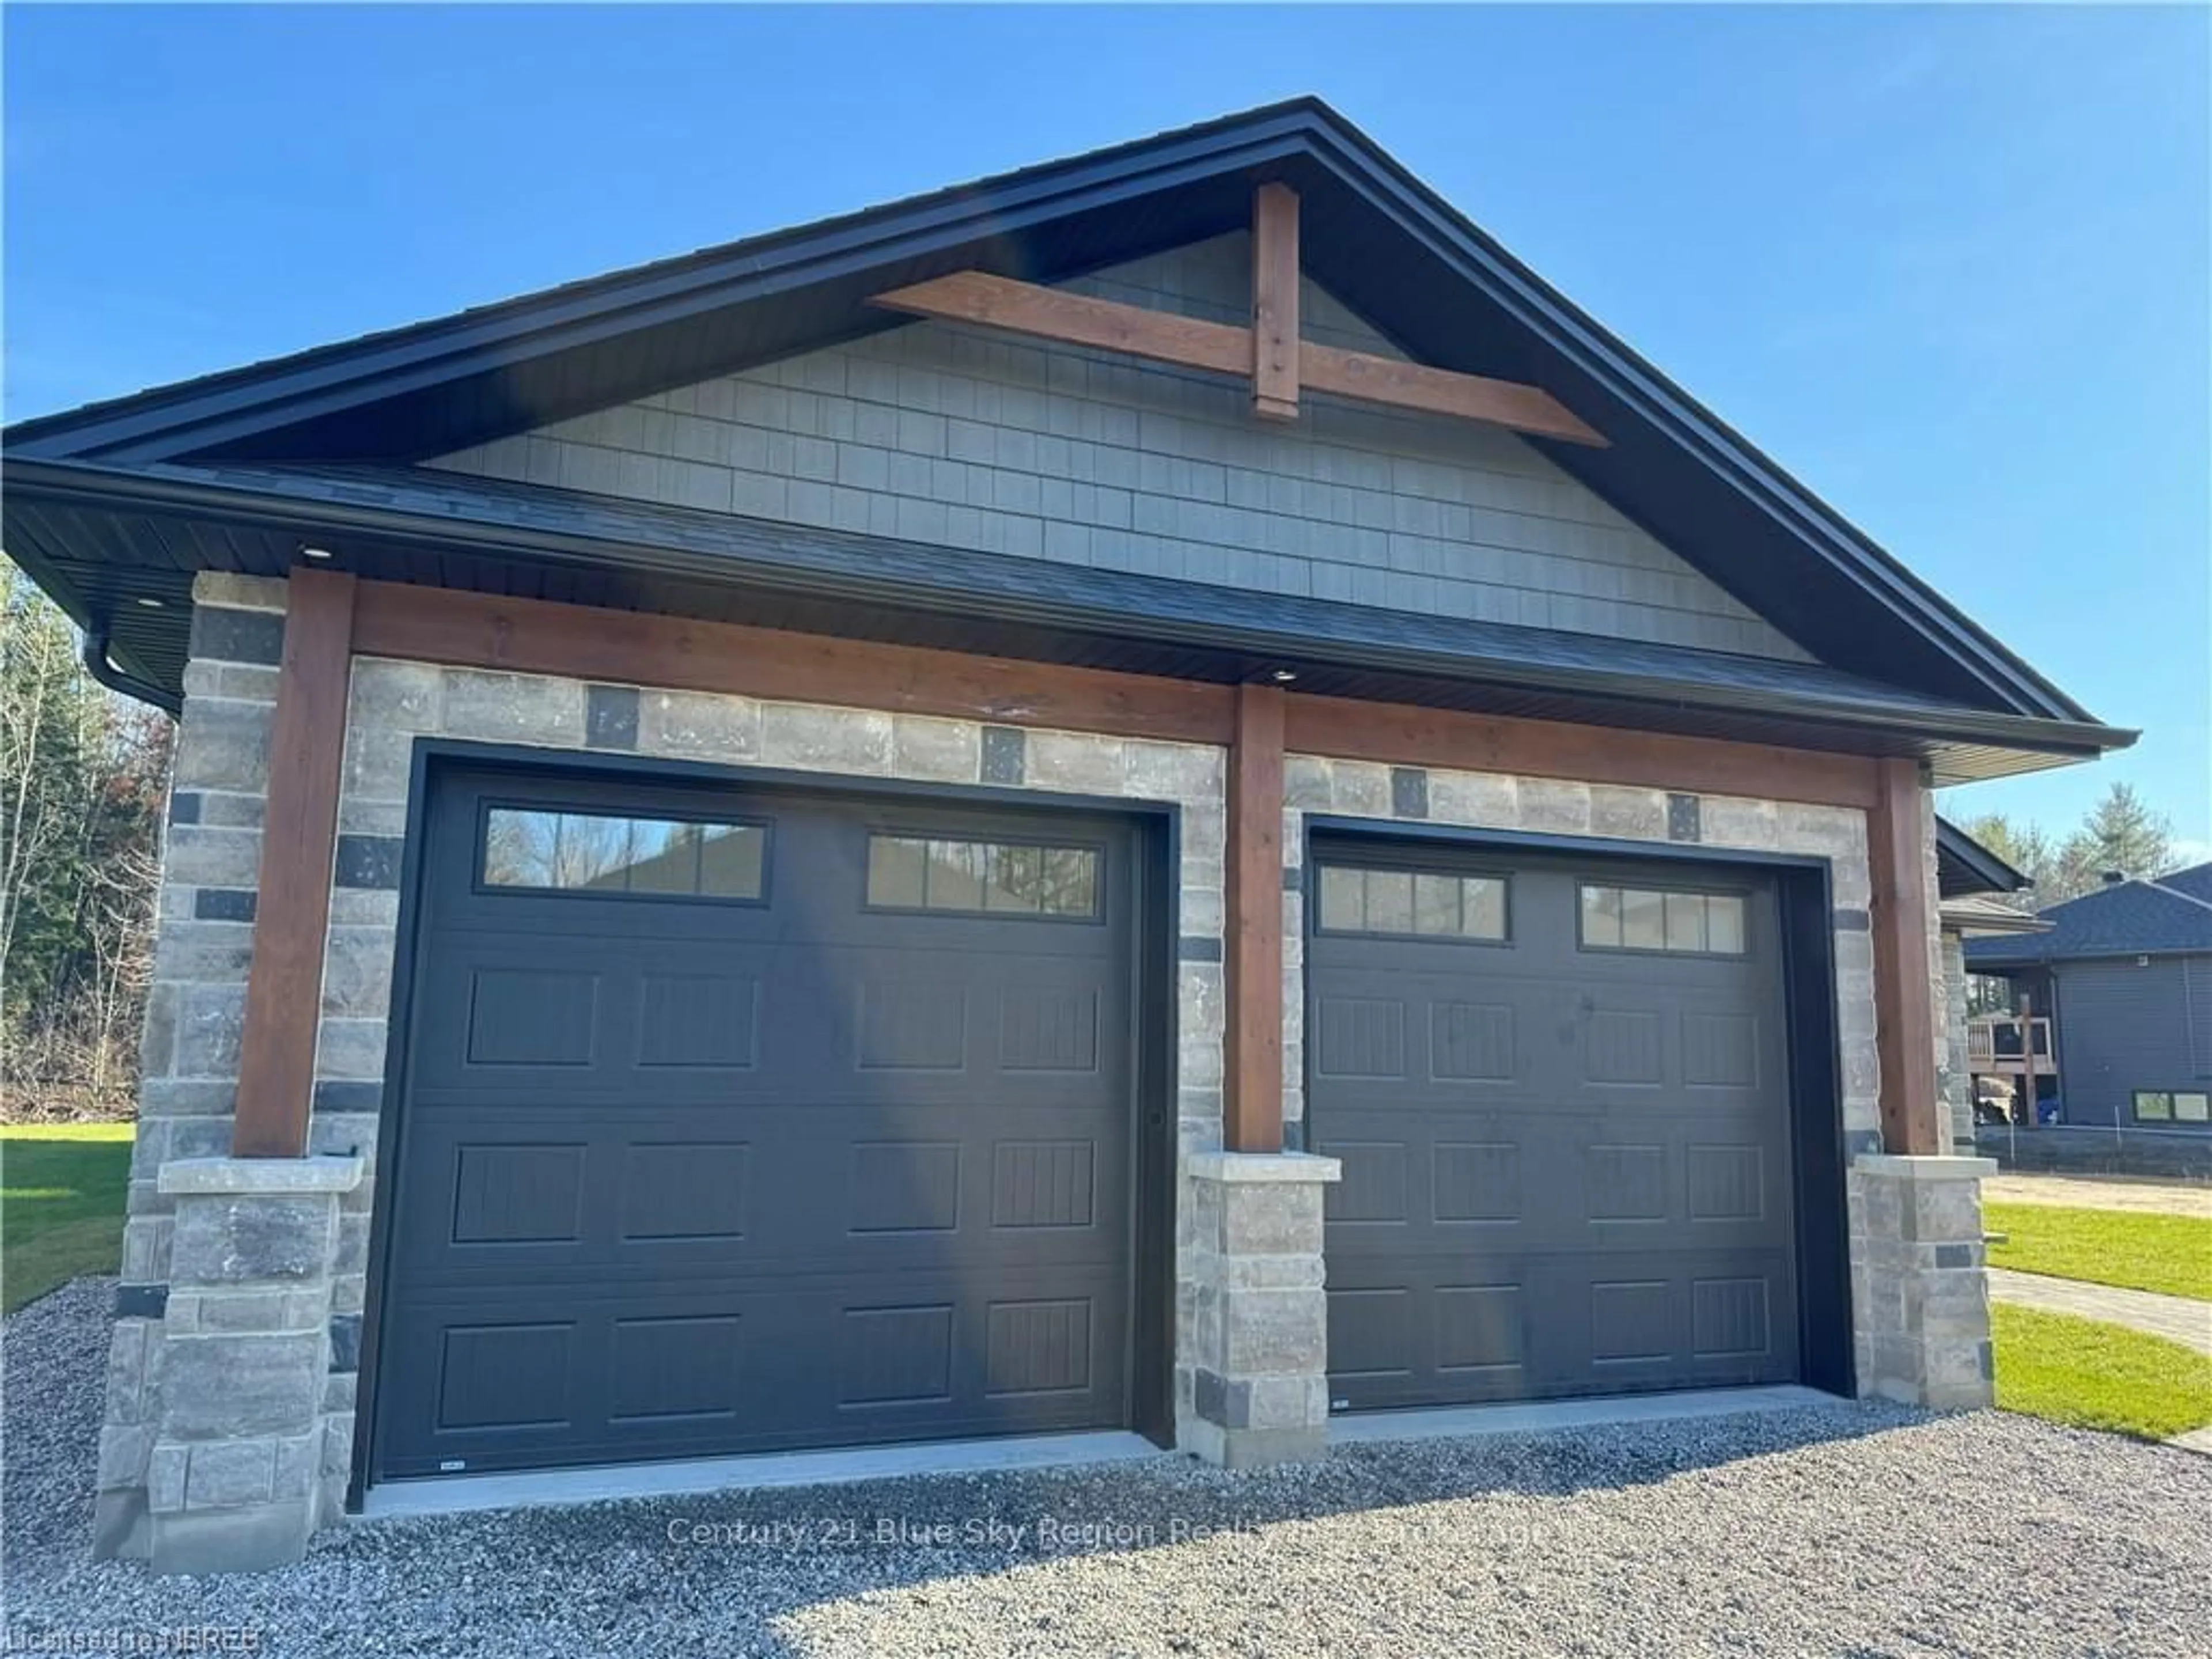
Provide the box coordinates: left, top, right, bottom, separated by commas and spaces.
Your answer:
232, 569, 357, 1158
1224, 683, 1286, 1152
1869, 755, 1944, 1154
1251, 183, 1300, 422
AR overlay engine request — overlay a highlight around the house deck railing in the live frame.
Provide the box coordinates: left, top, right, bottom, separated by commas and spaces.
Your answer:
1967, 1014, 2055, 1074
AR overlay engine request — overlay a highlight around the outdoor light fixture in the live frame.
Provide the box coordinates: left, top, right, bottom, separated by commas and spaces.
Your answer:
134, 596, 164, 608
301, 545, 335, 560
1270, 668, 1297, 683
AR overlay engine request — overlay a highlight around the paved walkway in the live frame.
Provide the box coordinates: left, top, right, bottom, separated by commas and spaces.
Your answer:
1987, 1268, 2212, 1355
1983, 1174, 2212, 1218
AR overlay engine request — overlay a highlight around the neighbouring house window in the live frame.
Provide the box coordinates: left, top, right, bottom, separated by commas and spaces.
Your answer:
1315, 865, 1509, 941
2141, 1089, 2212, 1124
1579, 884, 1747, 956
2150, 1092, 2212, 1132
866, 835, 1099, 918
483, 808, 766, 900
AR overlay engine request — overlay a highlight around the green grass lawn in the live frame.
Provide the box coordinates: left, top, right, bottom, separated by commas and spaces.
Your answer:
1993, 1302, 2212, 1441
1984, 1201, 2212, 1302
1, 1122, 135, 1313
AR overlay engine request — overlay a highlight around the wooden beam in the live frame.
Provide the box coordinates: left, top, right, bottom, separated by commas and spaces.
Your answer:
872, 271, 1251, 377
1251, 183, 1301, 422
349, 582, 1884, 812
1283, 694, 1882, 810
1869, 756, 1944, 1154
233, 569, 357, 1159
1225, 683, 1287, 1153
350, 580, 1237, 748
869, 271, 1605, 448
1302, 343, 1605, 448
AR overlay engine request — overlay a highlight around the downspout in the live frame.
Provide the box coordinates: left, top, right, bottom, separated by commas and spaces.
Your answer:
81, 619, 181, 715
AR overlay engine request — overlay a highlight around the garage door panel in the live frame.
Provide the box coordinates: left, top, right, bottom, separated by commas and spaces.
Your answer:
1325, 1245, 1795, 1408
1317, 1113, 1789, 1256
375, 772, 1141, 1479
410, 939, 1125, 1107
1311, 848, 1798, 1408
380, 1264, 1127, 1476
392, 1109, 1126, 1283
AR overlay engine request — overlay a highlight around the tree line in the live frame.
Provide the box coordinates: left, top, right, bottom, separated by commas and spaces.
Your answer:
2, 559, 172, 1118
1949, 782, 2190, 910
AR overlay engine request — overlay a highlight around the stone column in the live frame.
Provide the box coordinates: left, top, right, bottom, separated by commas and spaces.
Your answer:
146, 1154, 363, 1575
1849, 1153, 1997, 1410
1182, 1151, 1340, 1467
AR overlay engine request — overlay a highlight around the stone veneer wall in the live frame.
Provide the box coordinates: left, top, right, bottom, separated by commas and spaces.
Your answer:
104, 573, 1234, 1540
1940, 930, 1974, 1152
104, 571, 1978, 1551
1274, 753, 1960, 1396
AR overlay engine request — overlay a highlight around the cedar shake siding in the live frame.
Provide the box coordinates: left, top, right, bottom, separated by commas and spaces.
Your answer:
432, 237, 1804, 661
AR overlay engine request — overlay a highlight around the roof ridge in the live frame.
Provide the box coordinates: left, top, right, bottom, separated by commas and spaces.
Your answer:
2145, 875, 2212, 915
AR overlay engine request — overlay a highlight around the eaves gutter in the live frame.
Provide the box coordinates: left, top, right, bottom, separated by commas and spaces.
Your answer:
81, 620, 180, 715
5, 458, 2138, 763
1965, 945, 2212, 970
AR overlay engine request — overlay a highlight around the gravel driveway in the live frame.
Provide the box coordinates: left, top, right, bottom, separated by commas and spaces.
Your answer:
7, 1279, 2210, 1657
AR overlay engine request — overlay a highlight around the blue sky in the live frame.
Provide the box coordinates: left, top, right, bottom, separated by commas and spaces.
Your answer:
7, 5, 2206, 849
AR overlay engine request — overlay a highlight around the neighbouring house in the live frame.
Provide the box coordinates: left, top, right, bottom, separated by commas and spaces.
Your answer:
1932, 819, 2048, 1147
1, 100, 2134, 1575
1965, 863, 2212, 1132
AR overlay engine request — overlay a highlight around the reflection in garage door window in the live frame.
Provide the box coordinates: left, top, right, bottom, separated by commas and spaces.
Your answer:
1579, 882, 1745, 955
1316, 865, 1506, 940
483, 808, 766, 899
868, 834, 1099, 918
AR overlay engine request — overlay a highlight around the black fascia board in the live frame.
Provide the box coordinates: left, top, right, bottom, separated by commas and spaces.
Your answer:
1934, 817, 2032, 898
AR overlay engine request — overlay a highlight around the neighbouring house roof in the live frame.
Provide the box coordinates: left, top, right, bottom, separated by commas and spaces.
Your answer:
2156, 863, 2212, 906
1965, 863, 2212, 968
1, 97, 2132, 780
1934, 817, 2031, 900
1938, 893, 2049, 937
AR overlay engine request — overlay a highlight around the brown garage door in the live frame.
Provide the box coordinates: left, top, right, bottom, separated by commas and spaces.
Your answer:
1306, 839, 1799, 1410
371, 763, 1139, 1479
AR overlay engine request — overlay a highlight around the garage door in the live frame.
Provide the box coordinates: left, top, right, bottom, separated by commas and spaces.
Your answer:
1307, 840, 1798, 1410
372, 765, 1139, 1479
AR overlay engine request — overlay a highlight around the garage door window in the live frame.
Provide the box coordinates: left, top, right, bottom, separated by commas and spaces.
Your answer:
867, 834, 1099, 919
482, 808, 767, 900
1579, 883, 1745, 956
1316, 865, 1508, 941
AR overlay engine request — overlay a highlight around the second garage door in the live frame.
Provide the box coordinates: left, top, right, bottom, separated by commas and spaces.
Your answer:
372, 764, 1142, 1480
1307, 839, 1800, 1411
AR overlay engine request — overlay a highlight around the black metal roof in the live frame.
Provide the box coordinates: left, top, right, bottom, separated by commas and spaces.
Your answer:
1, 97, 2129, 769
1965, 866, 2212, 967
1935, 817, 2032, 899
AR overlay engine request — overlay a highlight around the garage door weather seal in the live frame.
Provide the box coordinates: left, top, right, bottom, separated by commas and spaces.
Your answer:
1328, 1385, 1839, 1447
361, 1430, 1167, 1520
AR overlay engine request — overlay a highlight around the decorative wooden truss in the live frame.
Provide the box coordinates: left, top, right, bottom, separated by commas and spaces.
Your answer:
870, 183, 1607, 448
